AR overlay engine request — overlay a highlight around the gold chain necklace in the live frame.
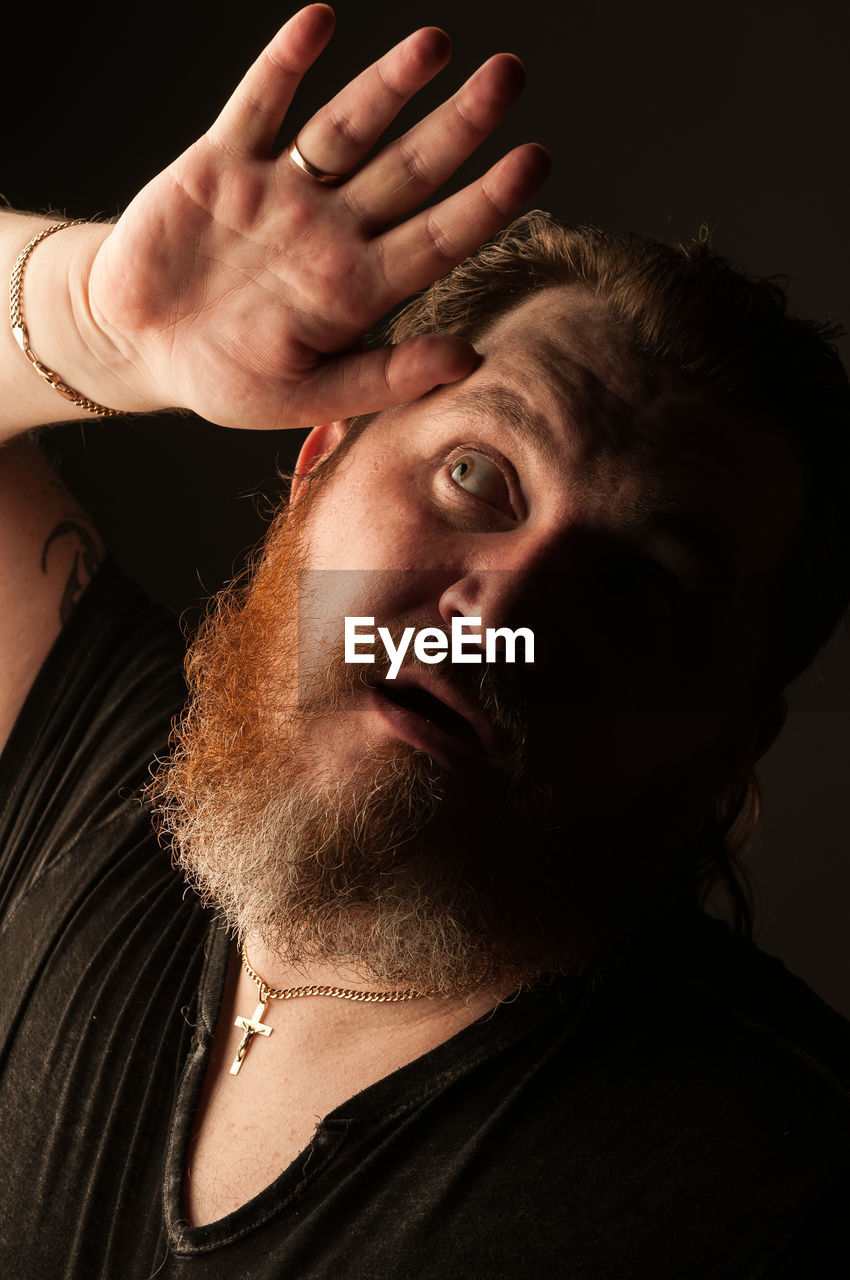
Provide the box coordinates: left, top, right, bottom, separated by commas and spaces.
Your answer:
229, 947, 425, 1076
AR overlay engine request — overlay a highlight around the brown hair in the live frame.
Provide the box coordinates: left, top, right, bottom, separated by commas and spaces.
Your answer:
312, 212, 850, 933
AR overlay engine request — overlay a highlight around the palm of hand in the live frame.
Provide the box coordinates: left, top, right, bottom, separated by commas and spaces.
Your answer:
86, 6, 549, 430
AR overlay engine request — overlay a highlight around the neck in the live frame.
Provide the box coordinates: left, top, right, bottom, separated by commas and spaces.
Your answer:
240, 935, 514, 1029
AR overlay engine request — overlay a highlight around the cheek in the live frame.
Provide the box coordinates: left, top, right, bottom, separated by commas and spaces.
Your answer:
290, 474, 439, 672
300, 462, 443, 574
519, 638, 750, 804
529, 702, 742, 826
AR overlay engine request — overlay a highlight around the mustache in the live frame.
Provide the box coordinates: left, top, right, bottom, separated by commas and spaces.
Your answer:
294, 629, 546, 809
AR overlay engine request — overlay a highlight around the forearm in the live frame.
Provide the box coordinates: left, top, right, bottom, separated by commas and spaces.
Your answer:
0, 211, 162, 443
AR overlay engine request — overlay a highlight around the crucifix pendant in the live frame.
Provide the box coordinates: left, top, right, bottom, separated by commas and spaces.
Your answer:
229, 994, 273, 1076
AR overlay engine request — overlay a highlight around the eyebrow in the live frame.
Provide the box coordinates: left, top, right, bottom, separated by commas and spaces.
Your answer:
444, 385, 561, 462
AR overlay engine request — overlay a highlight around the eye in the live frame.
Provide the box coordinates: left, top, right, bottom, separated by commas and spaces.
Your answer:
449, 452, 514, 514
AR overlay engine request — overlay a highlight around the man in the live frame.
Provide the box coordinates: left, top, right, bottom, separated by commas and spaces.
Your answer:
1, 5, 848, 1276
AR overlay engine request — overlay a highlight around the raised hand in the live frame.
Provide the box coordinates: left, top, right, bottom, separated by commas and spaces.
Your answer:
85, 4, 550, 429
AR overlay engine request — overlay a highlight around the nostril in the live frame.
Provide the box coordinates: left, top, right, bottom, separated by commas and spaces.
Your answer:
437, 577, 487, 635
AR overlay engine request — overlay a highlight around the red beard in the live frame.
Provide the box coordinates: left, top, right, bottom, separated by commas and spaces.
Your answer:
150, 478, 696, 997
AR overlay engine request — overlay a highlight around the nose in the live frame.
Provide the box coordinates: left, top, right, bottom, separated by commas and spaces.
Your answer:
437, 570, 540, 660
435, 522, 595, 666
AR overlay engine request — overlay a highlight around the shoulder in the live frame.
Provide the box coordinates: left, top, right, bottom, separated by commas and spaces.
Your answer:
485, 918, 850, 1273
402, 924, 850, 1276
572, 913, 850, 1137
667, 913, 850, 1096
0, 556, 187, 905
1, 553, 187, 774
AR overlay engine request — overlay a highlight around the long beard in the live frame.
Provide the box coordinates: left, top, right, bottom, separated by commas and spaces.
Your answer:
150, 487, 696, 997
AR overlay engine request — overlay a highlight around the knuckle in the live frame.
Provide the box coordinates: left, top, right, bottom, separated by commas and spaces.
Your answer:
326, 105, 367, 149
449, 90, 488, 137
262, 45, 300, 79
377, 345, 394, 395
397, 138, 431, 190
425, 212, 462, 267
236, 85, 271, 120
204, 128, 248, 164
340, 182, 369, 226
479, 178, 508, 217
376, 59, 410, 103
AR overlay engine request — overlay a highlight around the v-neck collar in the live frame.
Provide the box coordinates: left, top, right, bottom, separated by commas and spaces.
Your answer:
163, 919, 590, 1255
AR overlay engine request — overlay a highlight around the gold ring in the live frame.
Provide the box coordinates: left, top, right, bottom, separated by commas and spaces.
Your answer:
287, 139, 348, 186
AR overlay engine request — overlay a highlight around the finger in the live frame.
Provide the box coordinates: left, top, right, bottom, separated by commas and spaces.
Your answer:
376, 144, 551, 301
285, 335, 481, 425
290, 27, 452, 181
346, 54, 527, 230
208, 4, 336, 157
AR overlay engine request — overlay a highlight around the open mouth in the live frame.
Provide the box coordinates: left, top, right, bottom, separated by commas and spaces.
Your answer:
377, 683, 484, 755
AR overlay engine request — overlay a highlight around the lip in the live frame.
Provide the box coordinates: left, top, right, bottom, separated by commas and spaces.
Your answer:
366, 670, 507, 770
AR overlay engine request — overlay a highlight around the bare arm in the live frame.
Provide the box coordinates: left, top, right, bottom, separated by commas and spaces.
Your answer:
0, 4, 549, 751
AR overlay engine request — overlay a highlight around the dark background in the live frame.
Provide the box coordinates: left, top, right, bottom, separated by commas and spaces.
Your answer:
4, 0, 848, 1010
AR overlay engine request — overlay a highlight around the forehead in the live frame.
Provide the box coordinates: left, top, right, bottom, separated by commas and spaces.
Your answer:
412, 284, 805, 578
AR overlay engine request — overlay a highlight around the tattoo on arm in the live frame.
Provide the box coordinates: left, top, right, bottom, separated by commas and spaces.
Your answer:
41, 518, 104, 626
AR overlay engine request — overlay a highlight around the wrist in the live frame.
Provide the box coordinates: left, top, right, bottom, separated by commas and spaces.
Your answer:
21, 221, 167, 415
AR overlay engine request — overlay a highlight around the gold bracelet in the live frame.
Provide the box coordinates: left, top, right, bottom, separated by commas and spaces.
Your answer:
10, 221, 124, 417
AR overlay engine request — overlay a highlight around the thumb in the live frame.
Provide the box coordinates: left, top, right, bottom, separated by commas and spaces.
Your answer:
288, 335, 481, 424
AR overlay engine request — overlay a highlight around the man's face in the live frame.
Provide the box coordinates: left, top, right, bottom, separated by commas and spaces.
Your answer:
295, 286, 800, 809
156, 285, 803, 994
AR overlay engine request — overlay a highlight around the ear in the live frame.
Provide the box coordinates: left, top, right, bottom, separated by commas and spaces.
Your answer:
289, 420, 349, 506
748, 693, 789, 766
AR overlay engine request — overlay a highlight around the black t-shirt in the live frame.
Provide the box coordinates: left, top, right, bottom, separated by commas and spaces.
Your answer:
1, 560, 849, 1279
